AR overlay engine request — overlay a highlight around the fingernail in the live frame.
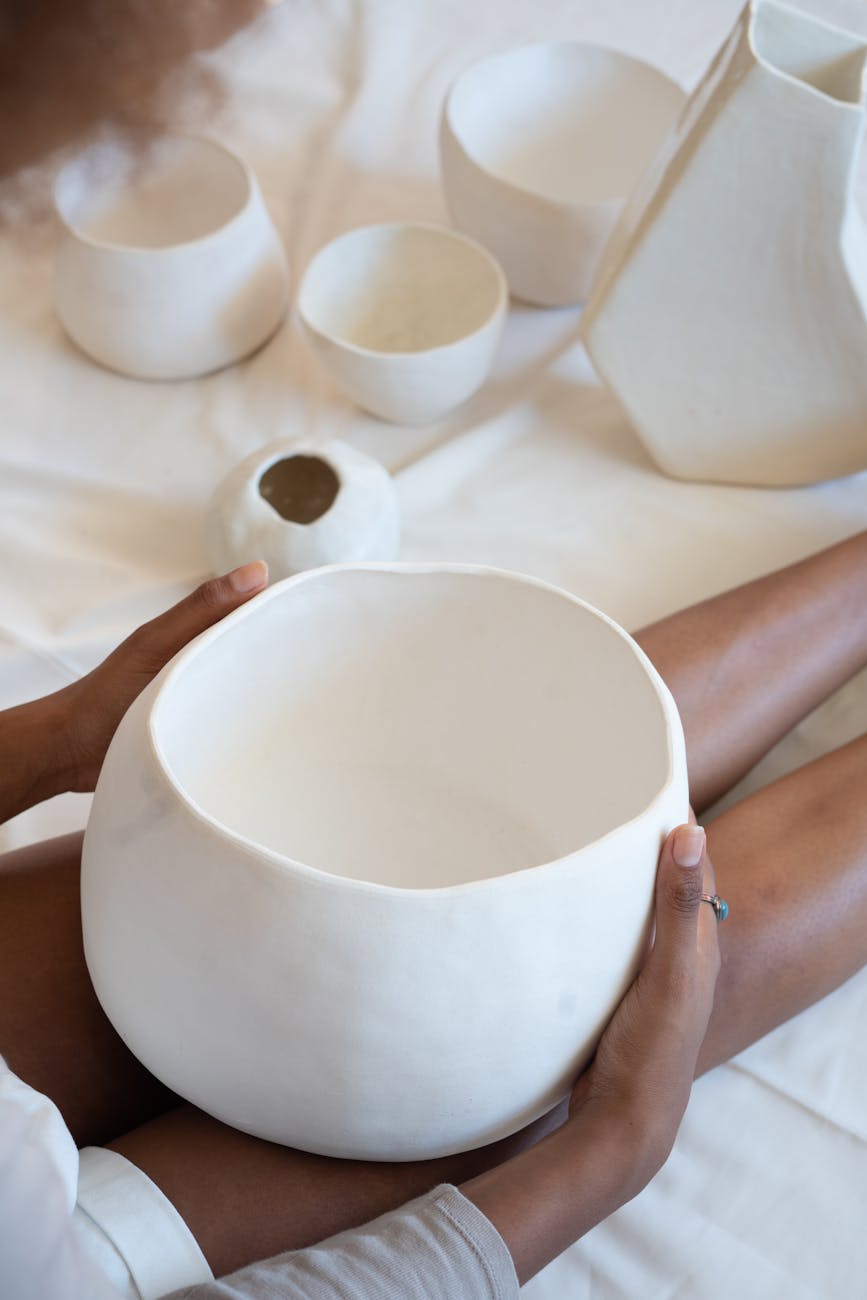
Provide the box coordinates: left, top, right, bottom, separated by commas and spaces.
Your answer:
673, 825, 705, 868
228, 560, 268, 593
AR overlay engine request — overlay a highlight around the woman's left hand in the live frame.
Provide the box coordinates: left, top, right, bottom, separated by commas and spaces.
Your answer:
0, 562, 267, 823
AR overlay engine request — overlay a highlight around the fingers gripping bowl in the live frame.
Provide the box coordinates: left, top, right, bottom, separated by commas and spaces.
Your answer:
81, 564, 688, 1160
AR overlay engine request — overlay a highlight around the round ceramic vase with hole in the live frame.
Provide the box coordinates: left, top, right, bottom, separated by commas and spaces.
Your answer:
440, 42, 686, 306
53, 136, 289, 380
296, 222, 507, 423
207, 439, 400, 579
81, 564, 688, 1161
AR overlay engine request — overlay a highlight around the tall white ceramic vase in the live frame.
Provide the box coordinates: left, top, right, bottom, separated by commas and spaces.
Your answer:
582, 0, 867, 486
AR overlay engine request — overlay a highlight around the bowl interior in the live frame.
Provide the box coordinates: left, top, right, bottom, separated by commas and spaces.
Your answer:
55, 137, 251, 250
153, 569, 673, 889
447, 43, 685, 206
298, 225, 504, 353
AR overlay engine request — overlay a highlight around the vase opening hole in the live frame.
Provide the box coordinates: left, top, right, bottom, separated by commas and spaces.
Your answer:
752, 2, 867, 105
258, 456, 341, 524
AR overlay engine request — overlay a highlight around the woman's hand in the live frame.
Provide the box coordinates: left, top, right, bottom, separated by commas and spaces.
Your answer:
460, 824, 721, 1285
0, 562, 267, 824
568, 823, 721, 1173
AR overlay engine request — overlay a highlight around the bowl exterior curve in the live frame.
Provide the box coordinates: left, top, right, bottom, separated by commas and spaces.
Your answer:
299, 307, 505, 425
54, 185, 289, 380
440, 117, 620, 307
81, 570, 688, 1161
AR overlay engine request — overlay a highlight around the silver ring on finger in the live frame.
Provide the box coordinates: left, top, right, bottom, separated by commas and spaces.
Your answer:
700, 893, 729, 922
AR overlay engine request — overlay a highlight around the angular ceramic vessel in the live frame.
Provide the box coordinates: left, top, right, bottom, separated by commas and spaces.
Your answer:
582, 1, 867, 485
297, 223, 507, 423
54, 136, 289, 380
440, 42, 685, 307
81, 564, 688, 1161
207, 438, 400, 579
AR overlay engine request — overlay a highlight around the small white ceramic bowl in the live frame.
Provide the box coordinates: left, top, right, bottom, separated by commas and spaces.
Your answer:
81, 563, 687, 1161
54, 135, 289, 379
207, 438, 400, 579
441, 42, 686, 306
296, 222, 507, 423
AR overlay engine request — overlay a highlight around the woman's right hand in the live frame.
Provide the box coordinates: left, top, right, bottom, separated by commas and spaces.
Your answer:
568, 824, 721, 1176
460, 824, 721, 1285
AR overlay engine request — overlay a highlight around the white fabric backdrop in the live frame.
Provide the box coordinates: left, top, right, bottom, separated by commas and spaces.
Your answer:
1, 0, 866, 1294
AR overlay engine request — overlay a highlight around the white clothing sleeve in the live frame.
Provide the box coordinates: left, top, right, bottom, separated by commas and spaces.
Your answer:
163, 1184, 519, 1300
0, 1060, 116, 1300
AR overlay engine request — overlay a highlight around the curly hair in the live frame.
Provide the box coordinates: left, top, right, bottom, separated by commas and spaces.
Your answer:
0, 0, 265, 229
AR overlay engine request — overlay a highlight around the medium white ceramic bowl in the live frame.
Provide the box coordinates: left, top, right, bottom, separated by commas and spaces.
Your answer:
296, 223, 507, 423
207, 438, 400, 579
81, 564, 687, 1161
54, 136, 289, 379
441, 42, 686, 306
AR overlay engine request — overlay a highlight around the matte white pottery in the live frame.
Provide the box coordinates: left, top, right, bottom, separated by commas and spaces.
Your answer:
582, 0, 867, 486
440, 42, 685, 307
207, 438, 400, 579
81, 564, 687, 1161
296, 223, 507, 423
54, 136, 289, 380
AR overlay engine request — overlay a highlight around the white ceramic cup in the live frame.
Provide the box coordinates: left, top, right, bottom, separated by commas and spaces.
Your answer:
54, 136, 290, 380
296, 222, 507, 423
441, 42, 686, 307
81, 563, 688, 1161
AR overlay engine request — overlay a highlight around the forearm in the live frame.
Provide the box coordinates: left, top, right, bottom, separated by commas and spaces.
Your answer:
0, 694, 76, 825
460, 1102, 657, 1286
635, 530, 867, 811
108, 1099, 569, 1279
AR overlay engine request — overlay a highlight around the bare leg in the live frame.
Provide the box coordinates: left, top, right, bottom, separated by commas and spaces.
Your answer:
698, 731, 867, 1072
635, 530, 867, 811
0, 832, 178, 1147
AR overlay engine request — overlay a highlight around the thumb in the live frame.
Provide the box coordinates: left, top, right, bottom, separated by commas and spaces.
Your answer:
650, 824, 706, 969
111, 561, 269, 676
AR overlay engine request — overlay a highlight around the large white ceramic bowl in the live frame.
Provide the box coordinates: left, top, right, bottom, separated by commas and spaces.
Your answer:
81, 564, 687, 1161
296, 223, 507, 423
54, 136, 289, 379
207, 438, 400, 579
441, 42, 686, 306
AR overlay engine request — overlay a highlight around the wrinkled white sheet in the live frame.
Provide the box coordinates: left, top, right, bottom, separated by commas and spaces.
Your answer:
1, 0, 866, 1294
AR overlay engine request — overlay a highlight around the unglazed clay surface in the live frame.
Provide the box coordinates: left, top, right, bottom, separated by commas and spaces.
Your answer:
441, 42, 685, 307
297, 223, 507, 423
54, 136, 289, 380
207, 439, 400, 579
582, 0, 867, 485
81, 564, 687, 1161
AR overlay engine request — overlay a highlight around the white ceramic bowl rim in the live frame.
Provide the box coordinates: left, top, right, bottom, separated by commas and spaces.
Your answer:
296, 222, 508, 360
53, 134, 257, 256
443, 41, 685, 211
147, 562, 682, 898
